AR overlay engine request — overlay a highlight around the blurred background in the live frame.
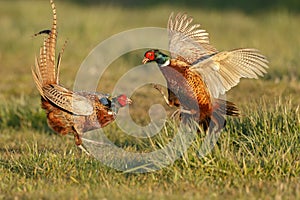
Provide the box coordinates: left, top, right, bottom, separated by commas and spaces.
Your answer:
0, 0, 299, 108
65, 0, 300, 13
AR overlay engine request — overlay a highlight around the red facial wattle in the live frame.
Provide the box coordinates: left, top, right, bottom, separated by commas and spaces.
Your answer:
117, 94, 129, 107
145, 51, 155, 61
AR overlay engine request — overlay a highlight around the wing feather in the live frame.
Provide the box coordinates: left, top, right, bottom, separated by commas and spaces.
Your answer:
43, 84, 93, 116
190, 48, 269, 98
168, 12, 218, 64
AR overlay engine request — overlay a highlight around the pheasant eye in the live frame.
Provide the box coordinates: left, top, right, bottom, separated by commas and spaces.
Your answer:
146, 52, 155, 60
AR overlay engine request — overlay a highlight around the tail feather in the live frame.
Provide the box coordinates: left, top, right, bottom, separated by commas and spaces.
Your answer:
56, 40, 68, 84
31, 57, 45, 99
33, 0, 58, 90
48, 0, 57, 74
214, 99, 239, 117
202, 99, 239, 133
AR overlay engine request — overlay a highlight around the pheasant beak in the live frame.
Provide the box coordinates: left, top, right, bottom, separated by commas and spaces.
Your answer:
142, 57, 150, 64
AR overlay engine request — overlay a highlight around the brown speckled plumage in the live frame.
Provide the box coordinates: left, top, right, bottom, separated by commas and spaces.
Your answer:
32, 0, 131, 153
143, 13, 268, 132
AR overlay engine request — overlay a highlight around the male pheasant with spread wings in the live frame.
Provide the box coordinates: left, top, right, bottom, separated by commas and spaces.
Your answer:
143, 13, 268, 132
32, 0, 131, 154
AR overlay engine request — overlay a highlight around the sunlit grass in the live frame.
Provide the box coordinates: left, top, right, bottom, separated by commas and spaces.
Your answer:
0, 96, 299, 199
0, 0, 299, 199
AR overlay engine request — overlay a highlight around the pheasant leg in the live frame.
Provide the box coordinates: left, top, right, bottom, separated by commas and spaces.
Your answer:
151, 84, 171, 106
73, 127, 90, 156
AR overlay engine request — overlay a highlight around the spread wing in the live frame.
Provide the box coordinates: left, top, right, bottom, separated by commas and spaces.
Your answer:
43, 84, 94, 115
168, 12, 218, 64
190, 48, 269, 98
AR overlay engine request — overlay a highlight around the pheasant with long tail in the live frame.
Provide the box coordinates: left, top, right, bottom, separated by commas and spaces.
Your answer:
32, 0, 131, 154
143, 13, 268, 132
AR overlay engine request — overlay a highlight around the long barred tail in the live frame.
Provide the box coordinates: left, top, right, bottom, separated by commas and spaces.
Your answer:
32, 0, 58, 87
32, 0, 66, 98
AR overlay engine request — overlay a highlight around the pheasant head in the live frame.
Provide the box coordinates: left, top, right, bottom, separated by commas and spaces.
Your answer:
111, 94, 132, 113
142, 49, 170, 67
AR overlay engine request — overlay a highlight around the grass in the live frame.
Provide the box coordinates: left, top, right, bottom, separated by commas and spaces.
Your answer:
0, 97, 299, 199
0, 0, 300, 199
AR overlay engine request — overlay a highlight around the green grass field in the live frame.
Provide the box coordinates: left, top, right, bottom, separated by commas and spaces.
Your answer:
0, 1, 299, 199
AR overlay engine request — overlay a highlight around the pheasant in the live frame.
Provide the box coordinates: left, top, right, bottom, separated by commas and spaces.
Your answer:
32, 0, 131, 154
142, 13, 268, 132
